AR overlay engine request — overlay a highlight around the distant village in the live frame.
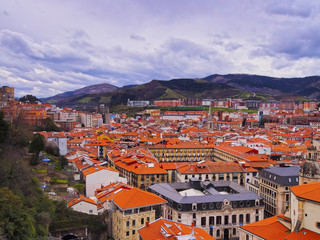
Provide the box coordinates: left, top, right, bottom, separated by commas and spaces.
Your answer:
1, 85, 320, 240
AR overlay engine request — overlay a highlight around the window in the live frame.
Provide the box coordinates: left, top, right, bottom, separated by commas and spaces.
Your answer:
286, 194, 290, 202
132, 220, 135, 226
192, 203, 197, 211
225, 215, 229, 225
316, 222, 320, 229
246, 214, 250, 223
209, 216, 214, 225
147, 217, 150, 223
232, 215, 236, 224
217, 229, 220, 237
178, 213, 181, 219
256, 209, 259, 214
89, 210, 93, 214
132, 230, 135, 235
233, 228, 236, 235
216, 216, 221, 225
219, 173, 224, 180
256, 215, 259, 222
141, 218, 144, 225
193, 213, 196, 219
239, 214, 243, 224
126, 231, 129, 236
126, 221, 130, 227
201, 217, 206, 226
246, 234, 249, 240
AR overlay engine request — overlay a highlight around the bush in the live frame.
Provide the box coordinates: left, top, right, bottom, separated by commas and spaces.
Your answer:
30, 154, 40, 166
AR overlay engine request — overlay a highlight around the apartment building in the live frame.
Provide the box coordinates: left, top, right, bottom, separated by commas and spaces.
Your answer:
149, 178, 264, 240
176, 161, 247, 186
147, 142, 215, 162
239, 182, 320, 240
259, 165, 300, 218
111, 186, 166, 240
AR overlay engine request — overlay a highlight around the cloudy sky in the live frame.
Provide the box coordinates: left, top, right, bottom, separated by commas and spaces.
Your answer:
1, 0, 320, 98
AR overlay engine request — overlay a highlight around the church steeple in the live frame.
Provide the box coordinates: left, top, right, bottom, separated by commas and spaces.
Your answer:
207, 104, 213, 132
299, 131, 320, 184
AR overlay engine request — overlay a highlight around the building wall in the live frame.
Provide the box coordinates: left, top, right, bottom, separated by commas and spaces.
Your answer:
290, 192, 320, 234
260, 178, 292, 218
86, 170, 127, 197
71, 201, 98, 215
112, 209, 156, 240
133, 173, 168, 191
48, 137, 68, 156
148, 147, 214, 162
213, 148, 244, 162
177, 172, 245, 186
239, 229, 264, 240
163, 204, 264, 240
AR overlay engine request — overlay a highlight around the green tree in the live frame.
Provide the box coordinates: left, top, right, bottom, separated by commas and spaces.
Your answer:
0, 187, 36, 240
44, 117, 60, 132
19, 94, 41, 104
58, 155, 68, 169
29, 133, 45, 154
45, 141, 60, 156
73, 183, 84, 194
0, 111, 10, 144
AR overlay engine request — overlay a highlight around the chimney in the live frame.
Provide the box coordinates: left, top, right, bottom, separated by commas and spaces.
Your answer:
146, 221, 149, 227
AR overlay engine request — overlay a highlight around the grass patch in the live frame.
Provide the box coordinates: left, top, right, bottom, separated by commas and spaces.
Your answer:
159, 88, 185, 100
32, 168, 47, 173
99, 96, 111, 104
50, 177, 68, 184
241, 109, 258, 113
78, 97, 92, 103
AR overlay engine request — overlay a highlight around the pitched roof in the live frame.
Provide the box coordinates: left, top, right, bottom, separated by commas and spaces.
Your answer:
112, 187, 166, 210
240, 215, 289, 240
82, 165, 118, 176
68, 195, 97, 207
290, 182, 320, 202
138, 218, 215, 240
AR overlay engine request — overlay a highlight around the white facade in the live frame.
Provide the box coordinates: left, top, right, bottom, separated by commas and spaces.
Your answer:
245, 143, 271, 155
162, 114, 203, 121
85, 169, 127, 197
47, 136, 68, 155
70, 200, 99, 215
80, 113, 93, 127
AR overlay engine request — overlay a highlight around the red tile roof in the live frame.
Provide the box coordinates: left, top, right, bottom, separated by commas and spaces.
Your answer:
240, 215, 289, 240
112, 187, 166, 210
290, 182, 320, 203
68, 194, 97, 207
138, 218, 215, 240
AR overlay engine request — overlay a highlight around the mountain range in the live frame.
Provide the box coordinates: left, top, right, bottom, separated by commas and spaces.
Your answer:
42, 74, 320, 107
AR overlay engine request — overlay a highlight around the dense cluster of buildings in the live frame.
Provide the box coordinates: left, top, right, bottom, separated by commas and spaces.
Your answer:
2, 86, 320, 239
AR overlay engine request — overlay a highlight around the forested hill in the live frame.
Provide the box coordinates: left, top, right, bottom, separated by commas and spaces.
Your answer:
41, 74, 320, 107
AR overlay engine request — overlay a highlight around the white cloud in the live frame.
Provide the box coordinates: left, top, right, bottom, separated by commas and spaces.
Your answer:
0, 0, 320, 98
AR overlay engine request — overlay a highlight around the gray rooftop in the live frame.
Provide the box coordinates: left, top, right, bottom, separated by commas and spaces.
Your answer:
148, 179, 261, 205
260, 165, 300, 186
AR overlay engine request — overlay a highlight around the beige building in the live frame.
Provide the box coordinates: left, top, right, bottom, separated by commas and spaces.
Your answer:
147, 142, 215, 162
259, 165, 300, 218
110, 186, 166, 240
239, 182, 320, 240
149, 179, 264, 240
176, 161, 247, 186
